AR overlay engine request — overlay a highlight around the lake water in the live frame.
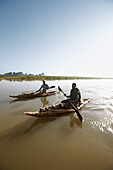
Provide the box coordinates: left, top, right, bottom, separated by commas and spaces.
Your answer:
0, 79, 113, 170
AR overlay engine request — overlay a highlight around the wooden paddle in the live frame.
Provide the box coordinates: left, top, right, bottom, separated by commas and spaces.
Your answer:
58, 86, 83, 122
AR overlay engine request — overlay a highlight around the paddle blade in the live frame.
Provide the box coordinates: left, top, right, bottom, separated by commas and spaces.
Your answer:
58, 86, 62, 92
69, 101, 83, 122
50, 86, 55, 89
75, 109, 83, 122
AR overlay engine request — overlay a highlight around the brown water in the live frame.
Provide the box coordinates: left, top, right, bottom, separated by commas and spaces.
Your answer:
0, 79, 113, 170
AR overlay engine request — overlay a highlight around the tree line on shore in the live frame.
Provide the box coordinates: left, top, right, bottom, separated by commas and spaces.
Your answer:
0, 72, 111, 81
0, 72, 44, 77
0, 72, 82, 81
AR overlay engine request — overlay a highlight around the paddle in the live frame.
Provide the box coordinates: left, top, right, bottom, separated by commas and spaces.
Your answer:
58, 86, 83, 122
35, 85, 55, 94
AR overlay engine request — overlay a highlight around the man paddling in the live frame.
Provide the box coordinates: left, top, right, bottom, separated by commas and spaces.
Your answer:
36, 80, 49, 94
61, 83, 81, 108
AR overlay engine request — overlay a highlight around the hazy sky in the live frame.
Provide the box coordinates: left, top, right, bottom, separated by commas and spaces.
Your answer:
0, 0, 113, 77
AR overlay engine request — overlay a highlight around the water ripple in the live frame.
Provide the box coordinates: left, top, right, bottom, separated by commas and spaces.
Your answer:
90, 112, 113, 134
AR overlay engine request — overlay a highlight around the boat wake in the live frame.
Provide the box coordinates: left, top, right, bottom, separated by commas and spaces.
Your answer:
89, 101, 113, 134
90, 113, 113, 134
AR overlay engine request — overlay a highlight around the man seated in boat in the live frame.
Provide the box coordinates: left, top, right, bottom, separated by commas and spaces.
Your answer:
36, 80, 49, 94
61, 83, 81, 108
39, 83, 81, 112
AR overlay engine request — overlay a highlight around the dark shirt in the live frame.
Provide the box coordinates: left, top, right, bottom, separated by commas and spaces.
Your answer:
70, 88, 81, 102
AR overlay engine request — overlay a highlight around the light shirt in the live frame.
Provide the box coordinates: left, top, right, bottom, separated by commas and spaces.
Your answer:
41, 84, 49, 90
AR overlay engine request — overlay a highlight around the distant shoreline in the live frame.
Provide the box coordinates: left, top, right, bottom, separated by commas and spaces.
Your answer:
0, 75, 112, 81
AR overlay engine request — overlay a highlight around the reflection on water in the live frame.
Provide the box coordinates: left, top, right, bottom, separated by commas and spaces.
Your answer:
10, 96, 50, 106
70, 114, 82, 128
10, 97, 37, 103
40, 97, 49, 108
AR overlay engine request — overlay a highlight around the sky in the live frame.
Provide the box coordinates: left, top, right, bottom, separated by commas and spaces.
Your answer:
0, 0, 113, 77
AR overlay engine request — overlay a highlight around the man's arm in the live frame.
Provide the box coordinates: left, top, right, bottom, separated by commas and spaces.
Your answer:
66, 89, 72, 98
36, 86, 42, 93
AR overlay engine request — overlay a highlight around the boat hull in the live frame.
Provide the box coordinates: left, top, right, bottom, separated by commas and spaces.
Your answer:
9, 91, 59, 99
24, 99, 90, 117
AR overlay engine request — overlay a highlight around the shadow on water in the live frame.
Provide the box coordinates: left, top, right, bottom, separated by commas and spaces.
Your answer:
24, 117, 57, 133
24, 113, 82, 133
0, 113, 82, 142
7, 96, 82, 136
0, 118, 32, 141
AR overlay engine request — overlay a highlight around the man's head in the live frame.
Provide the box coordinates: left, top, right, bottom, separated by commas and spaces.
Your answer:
72, 83, 76, 89
43, 80, 45, 84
